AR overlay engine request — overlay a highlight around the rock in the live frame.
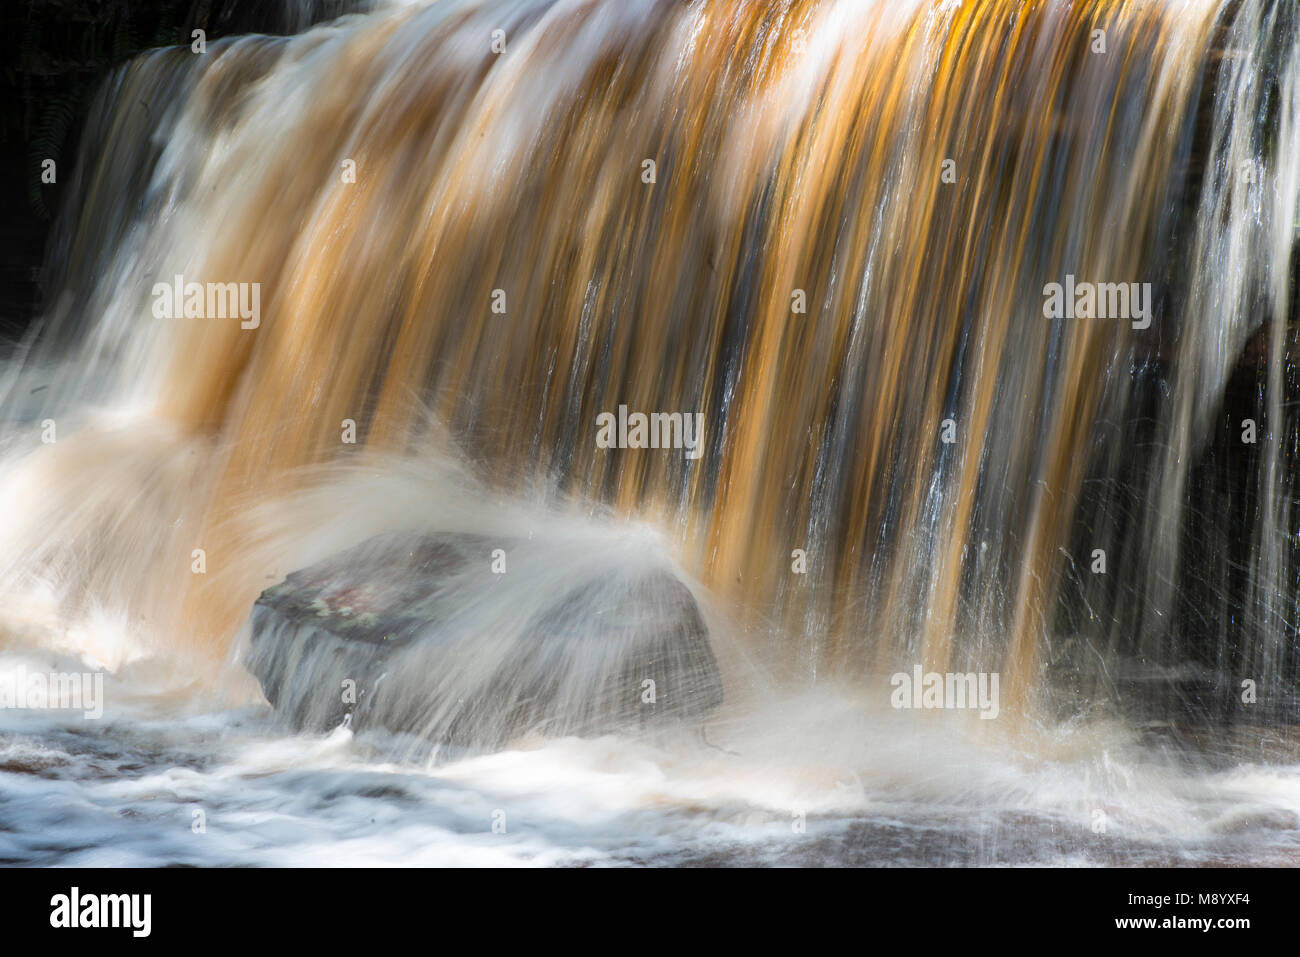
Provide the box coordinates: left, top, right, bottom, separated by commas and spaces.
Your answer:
244, 531, 723, 751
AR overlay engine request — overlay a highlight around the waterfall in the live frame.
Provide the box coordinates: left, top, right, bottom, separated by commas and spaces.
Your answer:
1, 0, 1297, 726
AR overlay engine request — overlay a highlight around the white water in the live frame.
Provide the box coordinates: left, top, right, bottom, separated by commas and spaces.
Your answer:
0, 446, 1296, 865
0, 435, 1293, 866
2, 633, 1299, 865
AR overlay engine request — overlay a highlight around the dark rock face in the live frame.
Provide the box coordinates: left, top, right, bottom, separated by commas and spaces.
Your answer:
0, 0, 370, 345
245, 532, 724, 751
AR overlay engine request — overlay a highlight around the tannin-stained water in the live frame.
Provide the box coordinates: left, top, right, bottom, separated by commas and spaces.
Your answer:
1, 0, 1298, 865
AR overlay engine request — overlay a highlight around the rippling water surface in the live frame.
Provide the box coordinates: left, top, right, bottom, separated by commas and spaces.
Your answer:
3, 649, 1297, 867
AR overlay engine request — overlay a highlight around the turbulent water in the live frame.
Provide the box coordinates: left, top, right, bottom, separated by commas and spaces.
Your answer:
3, 648, 1300, 866
1, 0, 1299, 865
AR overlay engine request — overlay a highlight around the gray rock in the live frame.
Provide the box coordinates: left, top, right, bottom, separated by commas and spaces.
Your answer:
244, 532, 723, 751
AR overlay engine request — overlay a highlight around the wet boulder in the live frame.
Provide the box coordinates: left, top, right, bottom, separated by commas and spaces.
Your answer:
244, 531, 723, 751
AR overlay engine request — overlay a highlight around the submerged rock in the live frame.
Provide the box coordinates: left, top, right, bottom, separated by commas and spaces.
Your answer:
244, 532, 723, 750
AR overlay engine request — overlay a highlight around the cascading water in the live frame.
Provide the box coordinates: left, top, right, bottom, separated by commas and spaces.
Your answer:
0, 0, 1298, 866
